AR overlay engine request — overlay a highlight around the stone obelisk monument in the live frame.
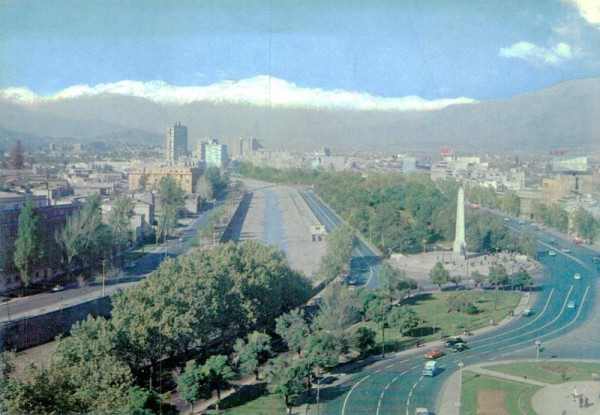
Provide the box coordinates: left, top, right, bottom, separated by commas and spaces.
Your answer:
453, 186, 467, 257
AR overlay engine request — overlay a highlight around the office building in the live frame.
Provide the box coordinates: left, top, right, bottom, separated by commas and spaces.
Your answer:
166, 122, 188, 163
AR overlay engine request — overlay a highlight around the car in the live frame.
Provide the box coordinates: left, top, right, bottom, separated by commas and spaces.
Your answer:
592, 256, 600, 263
51, 284, 65, 292
518, 220, 525, 225
444, 336, 464, 347
348, 278, 357, 285
549, 238, 557, 245
451, 342, 467, 352
549, 251, 556, 257
522, 308, 533, 316
567, 300, 576, 309
503, 217, 511, 222
415, 408, 430, 415
561, 248, 571, 253
424, 348, 445, 359
574, 273, 581, 280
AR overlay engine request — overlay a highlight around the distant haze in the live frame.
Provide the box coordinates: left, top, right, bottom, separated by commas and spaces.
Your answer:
0, 76, 598, 154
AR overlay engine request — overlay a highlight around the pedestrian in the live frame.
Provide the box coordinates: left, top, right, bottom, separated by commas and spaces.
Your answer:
562, 409, 566, 415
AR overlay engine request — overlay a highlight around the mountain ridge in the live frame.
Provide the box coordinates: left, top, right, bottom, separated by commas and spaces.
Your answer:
0, 77, 598, 154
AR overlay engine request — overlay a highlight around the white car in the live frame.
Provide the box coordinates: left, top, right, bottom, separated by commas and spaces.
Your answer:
567, 300, 576, 309
574, 273, 581, 280
561, 248, 571, 253
549, 251, 556, 257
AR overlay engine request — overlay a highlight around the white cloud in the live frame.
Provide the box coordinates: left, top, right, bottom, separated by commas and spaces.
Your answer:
0, 76, 477, 112
499, 41, 574, 65
564, 0, 600, 25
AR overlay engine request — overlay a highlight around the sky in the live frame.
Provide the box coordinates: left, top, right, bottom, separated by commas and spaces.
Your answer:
0, 0, 599, 101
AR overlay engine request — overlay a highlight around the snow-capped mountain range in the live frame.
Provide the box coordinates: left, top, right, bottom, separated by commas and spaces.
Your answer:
0, 76, 477, 111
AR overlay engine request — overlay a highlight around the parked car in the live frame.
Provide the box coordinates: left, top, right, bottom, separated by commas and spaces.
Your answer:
51, 284, 65, 292
424, 348, 445, 359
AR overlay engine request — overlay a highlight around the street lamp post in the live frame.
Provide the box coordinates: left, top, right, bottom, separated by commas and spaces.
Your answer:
535, 339, 542, 362
457, 361, 465, 415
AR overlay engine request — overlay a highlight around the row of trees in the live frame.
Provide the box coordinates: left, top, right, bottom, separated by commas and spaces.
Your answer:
429, 262, 533, 292
12, 175, 187, 288
242, 162, 600, 245
1, 241, 312, 413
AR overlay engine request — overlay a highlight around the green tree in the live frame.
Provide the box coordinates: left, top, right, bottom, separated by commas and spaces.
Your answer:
379, 263, 405, 303
388, 306, 420, 336
108, 196, 135, 255
489, 264, 509, 310
265, 356, 304, 414
489, 264, 509, 289
572, 208, 599, 243
275, 309, 310, 356
317, 224, 357, 281
234, 331, 272, 380
352, 327, 376, 355
14, 200, 45, 287
429, 262, 449, 289
158, 175, 185, 241
202, 355, 236, 411
312, 282, 358, 343
501, 190, 521, 216
512, 268, 534, 290
396, 277, 418, 299
0, 351, 15, 413
364, 292, 390, 356
518, 229, 537, 258
177, 361, 211, 413
471, 270, 486, 289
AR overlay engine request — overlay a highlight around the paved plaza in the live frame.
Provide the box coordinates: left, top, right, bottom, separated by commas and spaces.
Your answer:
386, 249, 540, 290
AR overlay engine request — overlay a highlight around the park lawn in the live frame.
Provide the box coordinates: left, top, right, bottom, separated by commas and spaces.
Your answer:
354, 291, 522, 353
211, 394, 287, 415
460, 371, 540, 415
487, 361, 600, 384
404, 291, 523, 335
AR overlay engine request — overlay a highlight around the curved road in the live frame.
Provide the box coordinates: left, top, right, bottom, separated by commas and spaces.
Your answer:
298, 189, 382, 288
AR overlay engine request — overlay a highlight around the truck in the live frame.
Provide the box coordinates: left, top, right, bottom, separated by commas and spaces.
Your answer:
422, 361, 438, 376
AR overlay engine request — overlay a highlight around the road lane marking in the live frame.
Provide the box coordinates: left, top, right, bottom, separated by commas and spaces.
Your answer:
341, 374, 370, 415
376, 371, 406, 415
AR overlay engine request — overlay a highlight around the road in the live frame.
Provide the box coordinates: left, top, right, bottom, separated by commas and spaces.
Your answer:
297, 188, 382, 288
297, 193, 599, 414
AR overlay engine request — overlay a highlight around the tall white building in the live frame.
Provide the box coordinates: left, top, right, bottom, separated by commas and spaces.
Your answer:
166, 122, 188, 163
205, 142, 229, 168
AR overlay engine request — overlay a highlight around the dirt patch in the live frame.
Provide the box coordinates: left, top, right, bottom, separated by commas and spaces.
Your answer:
540, 365, 571, 374
477, 389, 508, 415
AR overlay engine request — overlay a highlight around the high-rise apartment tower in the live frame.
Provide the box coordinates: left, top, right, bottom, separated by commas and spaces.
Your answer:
166, 122, 188, 163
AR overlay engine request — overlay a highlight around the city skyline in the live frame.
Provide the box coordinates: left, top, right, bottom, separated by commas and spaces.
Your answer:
1, 0, 599, 104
